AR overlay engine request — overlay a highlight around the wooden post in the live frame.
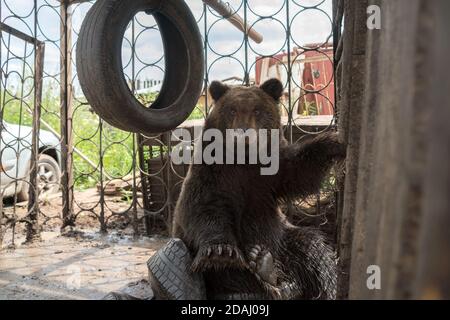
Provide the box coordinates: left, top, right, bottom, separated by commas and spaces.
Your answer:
413, 0, 450, 300
337, 0, 450, 299
335, 0, 368, 299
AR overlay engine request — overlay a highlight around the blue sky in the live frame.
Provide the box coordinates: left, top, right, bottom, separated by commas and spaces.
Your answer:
2, 0, 333, 96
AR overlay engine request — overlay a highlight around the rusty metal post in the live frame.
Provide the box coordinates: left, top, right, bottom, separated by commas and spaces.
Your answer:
284, 0, 293, 143
163, 132, 173, 235
131, 134, 139, 237
60, 2, 75, 229
203, 0, 263, 44
26, 0, 44, 242
26, 39, 45, 242
98, 120, 106, 233
130, 19, 139, 237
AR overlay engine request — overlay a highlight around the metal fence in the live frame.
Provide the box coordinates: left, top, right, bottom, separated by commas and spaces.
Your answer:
1, 0, 338, 247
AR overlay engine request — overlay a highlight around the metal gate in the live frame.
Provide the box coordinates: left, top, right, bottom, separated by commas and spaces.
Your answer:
1, 0, 338, 246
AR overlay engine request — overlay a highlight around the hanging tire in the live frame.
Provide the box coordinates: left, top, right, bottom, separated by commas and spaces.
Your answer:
76, 0, 204, 135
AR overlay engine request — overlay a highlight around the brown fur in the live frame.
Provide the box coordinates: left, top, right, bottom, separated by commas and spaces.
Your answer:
173, 79, 346, 299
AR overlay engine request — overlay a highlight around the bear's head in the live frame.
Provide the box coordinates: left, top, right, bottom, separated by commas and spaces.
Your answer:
204, 78, 284, 134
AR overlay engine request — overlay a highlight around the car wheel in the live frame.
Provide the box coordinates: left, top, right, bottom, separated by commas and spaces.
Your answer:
18, 154, 61, 202
76, 0, 204, 135
37, 154, 61, 198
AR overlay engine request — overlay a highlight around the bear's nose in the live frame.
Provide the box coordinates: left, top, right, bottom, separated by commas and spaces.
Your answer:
237, 127, 254, 133
232, 128, 249, 134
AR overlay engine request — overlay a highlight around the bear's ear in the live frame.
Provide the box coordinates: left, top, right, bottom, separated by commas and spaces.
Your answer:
260, 78, 283, 101
209, 81, 230, 102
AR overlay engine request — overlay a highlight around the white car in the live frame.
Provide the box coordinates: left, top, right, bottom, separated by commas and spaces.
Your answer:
1, 120, 61, 201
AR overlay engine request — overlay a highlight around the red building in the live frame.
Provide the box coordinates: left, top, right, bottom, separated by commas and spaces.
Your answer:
255, 44, 334, 116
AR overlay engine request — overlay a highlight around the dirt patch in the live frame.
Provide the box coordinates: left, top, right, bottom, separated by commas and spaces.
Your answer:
1, 187, 154, 247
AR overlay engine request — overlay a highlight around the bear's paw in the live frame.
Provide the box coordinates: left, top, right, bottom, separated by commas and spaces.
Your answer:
191, 243, 246, 272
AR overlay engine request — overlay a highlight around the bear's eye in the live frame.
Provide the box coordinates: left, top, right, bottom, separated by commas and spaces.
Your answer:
230, 109, 237, 116
254, 109, 260, 116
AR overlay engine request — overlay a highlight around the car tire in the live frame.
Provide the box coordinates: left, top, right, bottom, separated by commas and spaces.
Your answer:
76, 0, 204, 135
37, 154, 61, 198
147, 238, 206, 300
17, 154, 61, 202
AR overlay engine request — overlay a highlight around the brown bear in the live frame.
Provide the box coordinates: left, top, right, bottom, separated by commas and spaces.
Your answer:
172, 78, 346, 299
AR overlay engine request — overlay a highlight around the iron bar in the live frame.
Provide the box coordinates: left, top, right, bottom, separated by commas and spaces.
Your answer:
203, 0, 263, 44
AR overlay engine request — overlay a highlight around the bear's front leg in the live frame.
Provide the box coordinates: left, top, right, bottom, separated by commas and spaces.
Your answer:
274, 131, 346, 200
186, 204, 246, 272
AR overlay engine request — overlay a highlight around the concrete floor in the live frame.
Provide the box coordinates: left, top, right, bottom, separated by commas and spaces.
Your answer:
0, 230, 167, 300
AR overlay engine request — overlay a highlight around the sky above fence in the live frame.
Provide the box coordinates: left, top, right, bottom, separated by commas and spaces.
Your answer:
1, 0, 333, 96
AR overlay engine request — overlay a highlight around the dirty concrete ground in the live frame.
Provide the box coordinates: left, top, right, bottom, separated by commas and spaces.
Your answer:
0, 230, 167, 300
0, 188, 168, 300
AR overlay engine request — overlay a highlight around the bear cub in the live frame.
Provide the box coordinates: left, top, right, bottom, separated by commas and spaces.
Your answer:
173, 78, 346, 299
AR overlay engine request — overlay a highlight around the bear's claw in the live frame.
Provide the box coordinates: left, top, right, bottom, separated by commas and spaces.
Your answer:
205, 244, 236, 257
192, 244, 246, 272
